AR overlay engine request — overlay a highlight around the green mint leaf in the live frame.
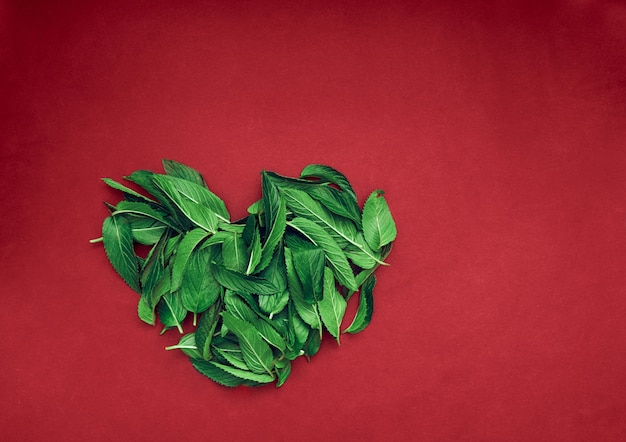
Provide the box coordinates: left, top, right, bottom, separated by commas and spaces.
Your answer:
300, 164, 358, 203
157, 292, 187, 334
221, 311, 275, 375
284, 247, 323, 332
317, 267, 347, 344
129, 218, 168, 245
245, 225, 262, 275
222, 232, 249, 273
180, 248, 220, 322
292, 244, 325, 303
275, 359, 291, 388
195, 299, 223, 360
165, 333, 201, 359
303, 327, 322, 359
102, 215, 141, 293
344, 274, 376, 334
151, 174, 229, 229
137, 296, 155, 325
170, 228, 212, 292
212, 264, 278, 295
257, 180, 286, 273
190, 358, 249, 387
362, 189, 397, 250
287, 217, 358, 292
102, 177, 155, 204
224, 290, 258, 324
162, 159, 207, 188
210, 361, 275, 384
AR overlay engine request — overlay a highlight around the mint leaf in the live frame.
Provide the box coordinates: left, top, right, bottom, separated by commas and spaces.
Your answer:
102, 215, 141, 293
162, 158, 207, 188
362, 189, 397, 250
212, 264, 278, 296
344, 274, 375, 334
287, 217, 358, 292
317, 267, 347, 344
221, 311, 274, 376
222, 232, 249, 273
170, 228, 212, 292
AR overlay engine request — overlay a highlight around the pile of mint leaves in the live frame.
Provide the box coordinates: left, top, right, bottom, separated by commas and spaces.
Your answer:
93, 160, 396, 387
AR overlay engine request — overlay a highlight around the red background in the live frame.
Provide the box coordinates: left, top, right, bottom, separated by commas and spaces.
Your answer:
2, 1, 626, 440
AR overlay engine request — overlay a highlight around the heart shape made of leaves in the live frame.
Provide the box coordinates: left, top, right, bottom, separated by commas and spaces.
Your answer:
94, 159, 396, 387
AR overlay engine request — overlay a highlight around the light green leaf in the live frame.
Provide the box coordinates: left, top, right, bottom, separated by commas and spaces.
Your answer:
245, 226, 262, 275
222, 232, 248, 273
344, 274, 375, 334
137, 296, 155, 325
102, 215, 141, 293
152, 174, 229, 229
362, 189, 397, 250
221, 311, 274, 375
162, 159, 207, 188
287, 217, 358, 292
317, 267, 347, 344
165, 333, 201, 359
129, 218, 167, 245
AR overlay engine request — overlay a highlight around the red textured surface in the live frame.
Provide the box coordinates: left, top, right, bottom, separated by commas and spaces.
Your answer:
2, 1, 626, 440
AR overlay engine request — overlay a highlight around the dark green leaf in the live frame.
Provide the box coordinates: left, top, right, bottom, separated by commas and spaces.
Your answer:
212, 264, 278, 295
191, 358, 248, 387
180, 248, 220, 321
102, 177, 155, 204
284, 247, 322, 331
170, 229, 212, 292
300, 164, 358, 203
221, 311, 274, 375
195, 299, 223, 360
257, 185, 286, 273
287, 217, 357, 292
224, 290, 258, 324
210, 361, 274, 384
292, 244, 325, 303
157, 292, 187, 334
275, 359, 291, 388
102, 215, 141, 293
303, 327, 322, 359
344, 274, 375, 334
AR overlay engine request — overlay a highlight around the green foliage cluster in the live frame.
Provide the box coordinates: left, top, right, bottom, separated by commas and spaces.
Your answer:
95, 160, 396, 387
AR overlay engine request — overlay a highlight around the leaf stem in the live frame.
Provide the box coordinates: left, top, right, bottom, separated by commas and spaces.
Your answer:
89, 237, 104, 243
